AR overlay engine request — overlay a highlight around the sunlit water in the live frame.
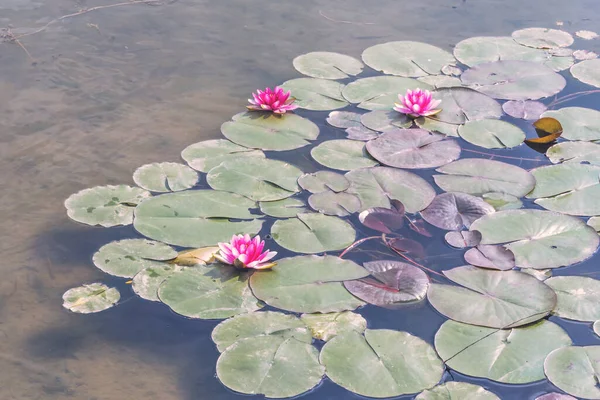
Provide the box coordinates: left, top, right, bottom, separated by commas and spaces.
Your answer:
2, 0, 600, 399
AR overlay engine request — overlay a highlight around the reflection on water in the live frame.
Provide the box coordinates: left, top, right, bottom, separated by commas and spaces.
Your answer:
1, 0, 600, 398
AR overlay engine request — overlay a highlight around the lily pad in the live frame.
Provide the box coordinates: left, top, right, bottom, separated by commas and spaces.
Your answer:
595, 321, 600, 336
207, 157, 302, 201
421, 193, 495, 231
133, 190, 263, 247
360, 110, 412, 132
170, 246, 220, 266
415, 116, 460, 136
445, 230, 482, 248
358, 200, 405, 233
571, 59, 600, 88
342, 76, 431, 110
415, 382, 500, 400
132, 264, 183, 302
362, 41, 455, 77
482, 192, 524, 211
464, 245, 515, 270
345, 126, 379, 140
280, 78, 348, 110
545, 276, 600, 322
132, 162, 198, 192
249, 255, 368, 313
65, 185, 151, 227
502, 100, 547, 120
435, 319, 572, 383
311, 140, 378, 171
221, 112, 319, 151
544, 346, 600, 399
512, 28, 574, 49
62, 283, 120, 314
589, 217, 600, 232
542, 107, 600, 141
366, 129, 461, 169
92, 239, 177, 278
573, 50, 598, 61
259, 198, 307, 218
576, 30, 599, 40
320, 329, 444, 397
417, 75, 463, 89
458, 120, 525, 149
547, 141, 600, 165
536, 393, 577, 400
271, 213, 356, 254
521, 268, 552, 282
158, 265, 262, 319
432, 87, 503, 124
300, 311, 367, 342
181, 139, 265, 172
293, 51, 364, 79
434, 159, 535, 197
308, 191, 361, 216
298, 171, 349, 193
326, 111, 363, 129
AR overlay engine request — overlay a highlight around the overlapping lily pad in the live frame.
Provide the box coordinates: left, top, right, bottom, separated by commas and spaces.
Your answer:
483, 192, 524, 211
503, 100, 547, 120
464, 245, 515, 270
259, 198, 307, 218
417, 75, 463, 89
571, 59, 600, 88
358, 200, 405, 233
308, 191, 361, 216
360, 110, 412, 132
280, 78, 348, 110
431, 87, 503, 124
133, 162, 198, 192
421, 193, 495, 230
326, 111, 363, 129
547, 141, 600, 165
132, 264, 183, 302
545, 276, 600, 322
512, 28, 574, 49
311, 140, 378, 170
445, 230, 482, 249
541, 107, 600, 141
415, 382, 500, 400
458, 120, 525, 149
342, 76, 431, 110
293, 52, 364, 79
181, 139, 265, 172
298, 171, 349, 193
62, 283, 120, 314
92, 239, 177, 278
544, 346, 600, 399
300, 311, 367, 342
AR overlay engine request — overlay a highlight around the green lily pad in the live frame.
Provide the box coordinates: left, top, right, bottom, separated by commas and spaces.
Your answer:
221, 112, 319, 151
207, 157, 302, 201
483, 192, 524, 211
417, 75, 463, 89
345, 166, 436, 213
594, 321, 600, 336
432, 87, 503, 124
259, 198, 307, 218
342, 76, 431, 110
298, 171, 349, 193
547, 141, 600, 165
132, 264, 183, 302
321, 329, 444, 397
512, 28, 574, 49
211, 311, 312, 352
470, 209, 600, 269
544, 346, 600, 399
435, 319, 572, 384
326, 111, 363, 129
280, 78, 348, 110
133, 190, 263, 247
92, 239, 177, 278
545, 276, 600, 322
271, 213, 356, 254
300, 311, 367, 342
434, 159, 535, 197
249, 255, 368, 313
158, 265, 262, 319
589, 217, 600, 232
571, 59, 600, 88
415, 382, 500, 400
415, 116, 460, 136
458, 120, 525, 149
62, 283, 120, 314
542, 107, 600, 141
311, 140, 378, 171
360, 110, 412, 132
181, 139, 265, 172
65, 185, 151, 227
362, 41, 455, 77
308, 191, 361, 216
428, 266, 556, 328
132, 162, 198, 192
293, 52, 363, 79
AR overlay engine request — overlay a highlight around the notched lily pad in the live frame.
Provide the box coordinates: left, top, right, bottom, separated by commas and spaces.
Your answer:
542, 107, 600, 141
132, 264, 183, 302
293, 51, 364, 79
133, 162, 198, 192
512, 28, 574, 49
326, 111, 363, 129
458, 119, 525, 149
358, 200, 405, 233
545, 276, 600, 322
421, 192, 495, 231
259, 198, 307, 218
547, 141, 600, 165
360, 110, 412, 132
571, 59, 600, 88
342, 76, 431, 110
311, 140, 378, 171
464, 245, 515, 270
544, 346, 600, 399
503, 100, 547, 120
416, 382, 500, 400
62, 283, 120, 314
445, 230, 482, 249
300, 311, 367, 342
298, 171, 349, 193
280, 78, 348, 110
308, 191, 361, 216
431, 87, 503, 124
181, 139, 265, 172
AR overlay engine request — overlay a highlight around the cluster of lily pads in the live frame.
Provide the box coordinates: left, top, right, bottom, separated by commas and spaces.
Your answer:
62, 27, 600, 399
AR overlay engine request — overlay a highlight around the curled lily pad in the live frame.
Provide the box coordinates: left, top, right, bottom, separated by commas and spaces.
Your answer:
300, 311, 367, 342
133, 190, 263, 247
483, 192, 524, 211
470, 209, 600, 269
259, 198, 307, 218
571, 59, 600, 88
542, 107, 600, 141
271, 213, 356, 254
293, 51, 363, 79
311, 140, 378, 171
171, 246, 220, 266
308, 191, 361, 217
545, 276, 600, 322
342, 76, 431, 110
512, 28, 574, 49
326, 111, 363, 129
132, 162, 198, 192
366, 129, 461, 169
207, 157, 302, 201
65, 185, 151, 227
221, 112, 319, 151
362, 41, 455, 77
464, 245, 515, 270
421, 193, 495, 231
321, 329, 444, 397
181, 139, 265, 172
132, 264, 183, 302
445, 230, 482, 248
435, 319, 572, 384
249, 255, 368, 313
458, 119, 525, 149
62, 283, 120, 314
544, 346, 600, 399
502, 100, 547, 120
547, 141, 600, 165
358, 200, 405, 233
415, 382, 500, 400
92, 239, 177, 278
360, 110, 412, 132
298, 171, 349, 193
280, 78, 348, 110
434, 159, 536, 197
431, 87, 503, 124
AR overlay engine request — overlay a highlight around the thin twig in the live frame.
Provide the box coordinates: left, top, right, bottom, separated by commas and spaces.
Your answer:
382, 235, 446, 278
339, 235, 384, 258
548, 89, 600, 108
1, 28, 34, 61
463, 148, 545, 162
318, 10, 375, 25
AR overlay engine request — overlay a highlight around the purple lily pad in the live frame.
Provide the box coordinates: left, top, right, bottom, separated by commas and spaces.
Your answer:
407, 217, 433, 237
536, 394, 577, 400
344, 260, 429, 306
464, 245, 515, 270
345, 126, 379, 141
358, 200, 405, 233
445, 230, 482, 249
420, 192, 495, 230
365, 129, 461, 169
502, 100, 548, 120
387, 237, 426, 259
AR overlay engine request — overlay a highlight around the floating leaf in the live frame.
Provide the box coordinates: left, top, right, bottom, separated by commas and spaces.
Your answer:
366, 129, 461, 169
526, 117, 564, 144
536, 393, 577, 400
65, 185, 151, 227
342, 76, 431, 110
482, 192, 524, 211
207, 157, 302, 201
300, 311, 367, 342
321, 329, 444, 397
545, 276, 600, 322
345, 125, 379, 141
133, 190, 263, 247
544, 346, 600, 399
470, 209, 600, 269
387, 237, 426, 259
293, 52, 364, 79
358, 201, 405, 233
417, 75, 462, 89
502, 100, 547, 120
442, 64, 463, 76
249, 255, 368, 313
362, 41, 455, 77
434, 159, 536, 197
459, 119, 525, 149
360, 110, 412, 132
512, 28, 574, 49
344, 260, 429, 306
132, 162, 198, 192
308, 191, 361, 217
271, 213, 356, 254
547, 141, 600, 165
576, 30, 599, 40
435, 319, 572, 383
521, 268, 552, 281
132, 264, 183, 302
415, 116, 459, 136
92, 239, 177, 278
573, 50, 598, 61
589, 216, 600, 232
171, 246, 220, 266
259, 198, 308, 218
445, 230, 482, 249
421, 192, 495, 231
311, 139, 378, 171
415, 382, 500, 400
464, 245, 515, 270
571, 58, 600, 88
181, 139, 265, 172
280, 78, 348, 110
62, 283, 120, 314
326, 111, 363, 129
221, 112, 319, 151
542, 107, 600, 141
298, 171, 349, 193
595, 321, 600, 336
431, 87, 503, 124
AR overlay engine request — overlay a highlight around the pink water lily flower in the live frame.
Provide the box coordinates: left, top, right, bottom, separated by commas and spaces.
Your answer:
394, 88, 441, 118
216, 234, 277, 270
247, 86, 299, 114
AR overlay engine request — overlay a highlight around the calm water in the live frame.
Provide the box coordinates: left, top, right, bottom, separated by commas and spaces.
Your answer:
2, 0, 600, 399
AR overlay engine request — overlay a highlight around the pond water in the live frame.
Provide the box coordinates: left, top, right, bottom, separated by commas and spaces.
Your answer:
2, 0, 600, 399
